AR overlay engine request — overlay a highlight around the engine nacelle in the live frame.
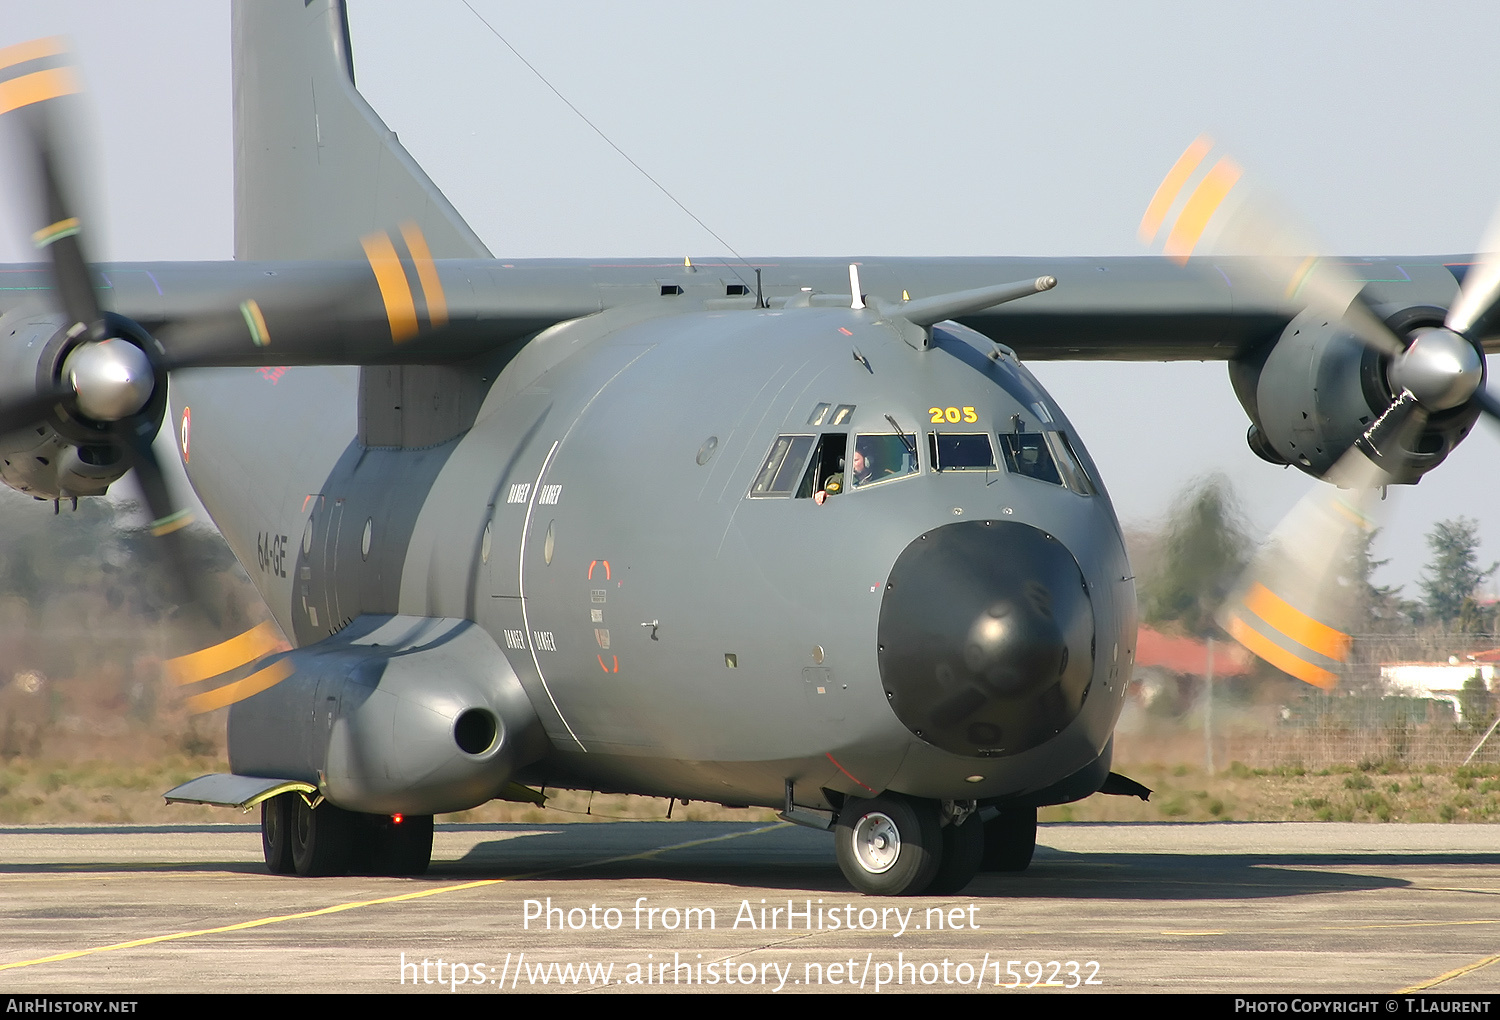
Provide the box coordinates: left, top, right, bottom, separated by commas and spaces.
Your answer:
227, 615, 550, 815
1230, 305, 1481, 483
0, 308, 164, 499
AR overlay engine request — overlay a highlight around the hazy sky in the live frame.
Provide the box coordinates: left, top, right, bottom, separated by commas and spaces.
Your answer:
4, 1, 1500, 596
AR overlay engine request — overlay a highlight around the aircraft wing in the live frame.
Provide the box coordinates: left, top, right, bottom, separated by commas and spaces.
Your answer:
0, 252, 1471, 368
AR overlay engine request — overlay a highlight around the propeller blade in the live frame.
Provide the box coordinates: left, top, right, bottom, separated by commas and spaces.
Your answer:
109, 418, 217, 624
154, 276, 378, 370
0, 41, 100, 336
1445, 202, 1500, 339
1142, 135, 1403, 359
1471, 384, 1500, 423
28, 118, 101, 335
0, 41, 98, 439
0, 40, 226, 626
155, 223, 462, 369
1217, 400, 1426, 688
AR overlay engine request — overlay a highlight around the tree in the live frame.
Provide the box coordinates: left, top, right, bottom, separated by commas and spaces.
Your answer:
1141, 474, 1252, 637
1346, 527, 1404, 627
1460, 671, 1495, 732
1418, 517, 1497, 630
1338, 526, 1411, 691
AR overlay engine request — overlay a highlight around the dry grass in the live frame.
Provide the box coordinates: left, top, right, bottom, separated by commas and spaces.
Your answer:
1040, 759, 1500, 824
5, 751, 1500, 827
0, 755, 781, 826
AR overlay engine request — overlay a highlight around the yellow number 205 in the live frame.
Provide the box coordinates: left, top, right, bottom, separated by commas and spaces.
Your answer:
929, 406, 978, 424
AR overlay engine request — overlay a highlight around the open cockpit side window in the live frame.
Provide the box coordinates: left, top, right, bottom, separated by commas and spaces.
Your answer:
797, 433, 849, 498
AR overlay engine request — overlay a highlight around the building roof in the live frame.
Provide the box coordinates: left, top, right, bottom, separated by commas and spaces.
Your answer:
1135, 627, 1253, 676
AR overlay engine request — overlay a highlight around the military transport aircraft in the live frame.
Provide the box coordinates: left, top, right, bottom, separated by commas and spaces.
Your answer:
2, 1, 1499, 896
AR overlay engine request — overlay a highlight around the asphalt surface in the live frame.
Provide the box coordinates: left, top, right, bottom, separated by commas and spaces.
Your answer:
1, 821, 1498, 994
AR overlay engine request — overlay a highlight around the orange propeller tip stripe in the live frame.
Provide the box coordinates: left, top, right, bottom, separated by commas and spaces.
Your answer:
1243, 582, 1352, 661
166, 620, 289, 687
185, 659, 294, 715
1162, 157, 1242, 263
1226, 613, 1338, 690
0, 36, 69, 72
361, 230, 419, 344
0, 65, 81, 118
398, 221, 448, 328
1139, 134, 1215, 244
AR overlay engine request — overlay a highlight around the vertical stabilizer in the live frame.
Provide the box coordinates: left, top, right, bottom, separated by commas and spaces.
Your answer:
231, 0, 490, 261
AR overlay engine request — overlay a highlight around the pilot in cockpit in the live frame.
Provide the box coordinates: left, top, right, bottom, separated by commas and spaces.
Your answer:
815, 439, 880, 503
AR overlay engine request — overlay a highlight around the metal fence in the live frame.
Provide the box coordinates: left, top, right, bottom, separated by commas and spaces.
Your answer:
1127, 631, 1500, 770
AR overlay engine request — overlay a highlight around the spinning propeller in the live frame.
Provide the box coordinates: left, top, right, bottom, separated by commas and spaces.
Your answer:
1142, 135, 1500, 687
0, 40, 196, 569
0, 39, 445, 613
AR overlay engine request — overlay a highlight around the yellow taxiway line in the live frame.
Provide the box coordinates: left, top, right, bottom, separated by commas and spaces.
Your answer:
0, 822, 789, 973
1397, 952, 1500, 993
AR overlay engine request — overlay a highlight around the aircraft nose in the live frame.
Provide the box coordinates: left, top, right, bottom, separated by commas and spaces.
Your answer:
877, 520, 1095, 758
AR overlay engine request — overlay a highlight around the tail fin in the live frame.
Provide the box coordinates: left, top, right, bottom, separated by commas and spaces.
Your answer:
231, 0, 490, 261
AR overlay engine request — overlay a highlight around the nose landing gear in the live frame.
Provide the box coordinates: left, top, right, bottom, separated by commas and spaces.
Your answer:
834, 794, 992, 895
835, 794, 942, 895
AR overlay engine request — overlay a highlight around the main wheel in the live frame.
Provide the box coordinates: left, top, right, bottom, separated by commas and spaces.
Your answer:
260, 794, 295, 875
290, 797, 354, 877
926, 814, 985, 894
368, 814, 434, 876
981, 805, 1037, 872
834, 794, 942, 896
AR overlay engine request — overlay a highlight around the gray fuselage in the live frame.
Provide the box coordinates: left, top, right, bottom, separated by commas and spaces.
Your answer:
175, 297, 1135, 813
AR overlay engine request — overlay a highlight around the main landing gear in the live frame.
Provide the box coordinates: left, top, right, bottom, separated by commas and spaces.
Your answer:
834, 794, 1038, 894
260, 793, 434, 877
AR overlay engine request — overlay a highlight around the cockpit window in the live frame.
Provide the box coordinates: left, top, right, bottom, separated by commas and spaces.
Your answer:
998, 431, 1093, 495
999, 432, 1062, 486
850, 433, 919, 488
1045, 431, 1095, 495
749, 434, 816, 497
928, 433, 997, 471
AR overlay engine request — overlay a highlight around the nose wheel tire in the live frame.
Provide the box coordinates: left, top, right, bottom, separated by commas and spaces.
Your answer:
835, 794, 942, 895
260, 794, 295, 875
926, 814, 985, 894
290, 797, 354, 876
981, 805, 1037, 872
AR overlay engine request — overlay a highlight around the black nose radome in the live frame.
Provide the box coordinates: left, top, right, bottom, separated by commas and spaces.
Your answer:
878, 520, 1095, 758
